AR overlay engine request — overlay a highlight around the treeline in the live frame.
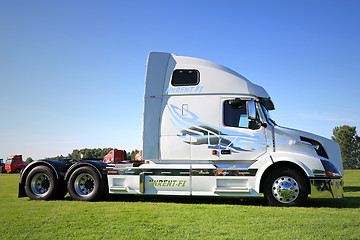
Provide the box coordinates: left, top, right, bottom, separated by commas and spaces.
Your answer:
332, 125, 360, 169
48, 148, 141, 161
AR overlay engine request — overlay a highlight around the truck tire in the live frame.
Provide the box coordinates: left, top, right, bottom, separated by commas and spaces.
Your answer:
263, 168, 309, 207
24, 166, 61, 200
67, 166, 106, 201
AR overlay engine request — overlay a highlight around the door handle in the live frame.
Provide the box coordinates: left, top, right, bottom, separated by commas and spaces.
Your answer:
221, 150, 231, 154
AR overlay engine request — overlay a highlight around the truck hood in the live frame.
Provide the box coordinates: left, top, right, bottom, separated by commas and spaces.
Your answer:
274, 126, 343, 176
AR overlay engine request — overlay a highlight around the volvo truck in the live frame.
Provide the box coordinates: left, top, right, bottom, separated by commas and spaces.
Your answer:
18, 52, 344, 206
6, 155, 27, 173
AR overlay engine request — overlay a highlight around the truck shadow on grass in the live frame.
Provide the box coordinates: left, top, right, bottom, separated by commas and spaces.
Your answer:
305, 186, 360, 209
99, 193, 360, 209
63, 186, 360, 208
103, 194, 268, 206
344, 186, 360, 192
305, 197, 360, 208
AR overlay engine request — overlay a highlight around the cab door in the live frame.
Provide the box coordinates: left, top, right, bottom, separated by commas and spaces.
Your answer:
219, 98, 267, 161
160, 95, 220, 161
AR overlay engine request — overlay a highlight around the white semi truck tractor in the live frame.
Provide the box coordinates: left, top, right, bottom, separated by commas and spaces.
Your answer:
18, 52, 344, 206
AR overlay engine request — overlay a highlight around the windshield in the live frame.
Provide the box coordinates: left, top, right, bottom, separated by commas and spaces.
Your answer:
261, 105, 276, 126
6, 159, 12, 164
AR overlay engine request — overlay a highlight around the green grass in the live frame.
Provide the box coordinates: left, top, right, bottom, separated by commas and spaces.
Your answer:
0, 170, 360, 239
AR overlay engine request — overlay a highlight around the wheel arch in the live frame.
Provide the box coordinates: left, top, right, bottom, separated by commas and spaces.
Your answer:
19, 160, 68, 198
259, 161, 310, 194
64, 160, 107, 182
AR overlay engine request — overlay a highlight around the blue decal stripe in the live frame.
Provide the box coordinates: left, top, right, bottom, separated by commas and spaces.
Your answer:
167, 104, 267, 152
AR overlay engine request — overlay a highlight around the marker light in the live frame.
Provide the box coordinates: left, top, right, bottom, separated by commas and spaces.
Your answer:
321, 160, 342, 178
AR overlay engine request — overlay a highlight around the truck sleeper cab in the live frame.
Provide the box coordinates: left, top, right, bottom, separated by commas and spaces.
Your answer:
19, 52, 344, 206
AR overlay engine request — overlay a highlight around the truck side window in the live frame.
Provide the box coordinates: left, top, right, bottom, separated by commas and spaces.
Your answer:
223, 100, 249, 128
171, 69, 200, 86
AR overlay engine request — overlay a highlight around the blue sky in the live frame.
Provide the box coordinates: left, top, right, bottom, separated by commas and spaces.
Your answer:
1, 1, 359, 160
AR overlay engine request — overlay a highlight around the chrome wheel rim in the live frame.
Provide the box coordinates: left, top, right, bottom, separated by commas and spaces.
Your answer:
30, 173, 50, 196
272, 176, 299, 203
74, 173, 95, 196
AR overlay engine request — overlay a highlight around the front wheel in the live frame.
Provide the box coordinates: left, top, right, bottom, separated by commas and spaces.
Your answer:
67, 166, 107, 201
263, 168, 309, 207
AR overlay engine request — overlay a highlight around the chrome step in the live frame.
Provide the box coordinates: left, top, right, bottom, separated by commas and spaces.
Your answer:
214, 187, 251, 193
109, 185, 129, 191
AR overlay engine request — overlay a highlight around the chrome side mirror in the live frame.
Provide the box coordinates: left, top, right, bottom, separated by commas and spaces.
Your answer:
247, 100, 261, 130
247, 100, 257, 120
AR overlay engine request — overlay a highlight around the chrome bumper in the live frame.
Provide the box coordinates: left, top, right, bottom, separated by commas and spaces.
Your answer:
310, 178, 344, 198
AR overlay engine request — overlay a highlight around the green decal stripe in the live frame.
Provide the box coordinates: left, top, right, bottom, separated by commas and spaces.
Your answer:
120, 168, 257, 177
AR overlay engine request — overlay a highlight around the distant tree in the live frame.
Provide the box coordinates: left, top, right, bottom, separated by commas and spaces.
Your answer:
332, 125, 360, 169
50, 155, 66, 161
82, 148, 93, 159
25, 157, 34, 164
94, 148, 101, 158
127, 149, 140, 161
71, 149, 81, 160
68, 148, 115, 160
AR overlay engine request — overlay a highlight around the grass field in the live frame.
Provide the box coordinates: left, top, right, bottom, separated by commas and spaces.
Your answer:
0, 170, 359, 239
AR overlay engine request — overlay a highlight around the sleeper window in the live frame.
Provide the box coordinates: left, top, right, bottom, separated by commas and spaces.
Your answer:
171, 69, 200, 86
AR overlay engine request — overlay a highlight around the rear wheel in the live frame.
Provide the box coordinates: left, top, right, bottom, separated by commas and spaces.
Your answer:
67, 166, 107, 201
25, 166, 60, 200
264, 168, 309, 207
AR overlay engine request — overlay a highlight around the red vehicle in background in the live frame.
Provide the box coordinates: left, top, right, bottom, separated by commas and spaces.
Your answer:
5, 155, 27, 173
103, 149, 144, 166
135, 151, 142, 161
103, 149, 127, 164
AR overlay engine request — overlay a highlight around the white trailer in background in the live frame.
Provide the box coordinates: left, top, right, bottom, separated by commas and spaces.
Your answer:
19, 52, 344, 206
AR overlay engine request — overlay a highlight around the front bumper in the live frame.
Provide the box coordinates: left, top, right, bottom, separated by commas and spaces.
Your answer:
310, 178, 344, 198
